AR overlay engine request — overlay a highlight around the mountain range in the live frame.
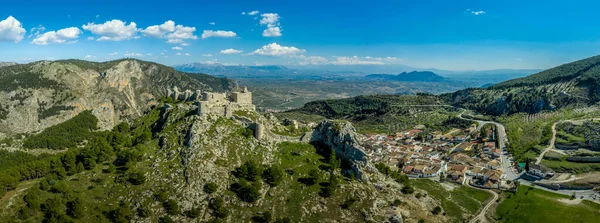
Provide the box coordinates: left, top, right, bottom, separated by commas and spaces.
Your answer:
174, 62, 538, 87
365, 71, 447, 82
0, 59, 235, 136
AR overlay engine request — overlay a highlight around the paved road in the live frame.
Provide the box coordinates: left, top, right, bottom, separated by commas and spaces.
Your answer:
457, 111, 520, 180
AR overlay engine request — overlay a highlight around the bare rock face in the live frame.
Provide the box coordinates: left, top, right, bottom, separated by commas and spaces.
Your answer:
304, 120, 373, 180
0, 59, 236, 136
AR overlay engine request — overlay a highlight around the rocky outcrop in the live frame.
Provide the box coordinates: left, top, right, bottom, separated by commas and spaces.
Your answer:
303, 120, 373, 180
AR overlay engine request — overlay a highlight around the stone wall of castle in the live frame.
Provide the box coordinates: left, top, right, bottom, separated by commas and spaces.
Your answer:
164, 86, 256, 117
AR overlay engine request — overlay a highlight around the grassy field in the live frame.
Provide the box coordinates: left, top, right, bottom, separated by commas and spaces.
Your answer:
412, 179, 493, 223
496, 185, 600, 223
542, 160, 600, 173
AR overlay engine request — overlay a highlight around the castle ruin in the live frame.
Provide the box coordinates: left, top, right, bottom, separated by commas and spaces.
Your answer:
166, 86, 256, 117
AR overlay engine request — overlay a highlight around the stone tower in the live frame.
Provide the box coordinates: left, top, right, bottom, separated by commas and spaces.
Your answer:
255, 122, 264, 140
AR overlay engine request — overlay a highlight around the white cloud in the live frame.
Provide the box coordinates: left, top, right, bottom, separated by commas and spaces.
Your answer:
258, 13, 282, 37
32, 27, 82, 45
141, 20, 175, 38
185, 53, 191, 56
242, 10, 260, 16
176, 52, 182, 56
82, 19, 138, 41
87, 37, 94, 40
203, 54, 213, 57
259, 13, 279, 25
108, 52, 118, 56
124, 52, 144, 57
180, 42, 190, 46
201, 30, 237, 39
220, 48, 243, 54
467, 9, 486, 15
250, 43, 305, 56
28, 25, 45, 38
209, 22, 215, 25
0, 16, 26, 42
141, 20, 197, 44
166, 25, 197, 43
172, 46, 183, 50
85, 55, 96, 58
262, 27, 281, 37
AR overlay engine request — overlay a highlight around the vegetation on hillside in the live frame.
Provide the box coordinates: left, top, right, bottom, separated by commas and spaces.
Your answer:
23, 111, 99, 150
288, 94, 472, 133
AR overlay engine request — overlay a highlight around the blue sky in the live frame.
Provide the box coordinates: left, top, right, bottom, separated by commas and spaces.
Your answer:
1, 0, 600, 70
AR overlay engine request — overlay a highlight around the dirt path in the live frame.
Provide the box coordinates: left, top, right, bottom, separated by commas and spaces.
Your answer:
536, 122, 559, 165
0, 179, 39, 213
467, 186, 498, 223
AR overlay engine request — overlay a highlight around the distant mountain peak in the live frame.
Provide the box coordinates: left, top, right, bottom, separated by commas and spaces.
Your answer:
365, 70, 446, 82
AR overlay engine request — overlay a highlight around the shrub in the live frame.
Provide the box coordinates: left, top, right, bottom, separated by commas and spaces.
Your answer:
234, 160, 263, 181
432, 206, 442, 215
127, 172, 146, 185
232, 180, 261, 203
186, 207, 202, 218
210, 197, 229, 218
163, 199, 180, 215
263, 165, 284, 187
251, 211, 272, 223
204, 182, 219, 194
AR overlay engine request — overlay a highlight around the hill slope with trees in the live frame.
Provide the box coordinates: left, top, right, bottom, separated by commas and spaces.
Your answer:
443, 55, 600, 115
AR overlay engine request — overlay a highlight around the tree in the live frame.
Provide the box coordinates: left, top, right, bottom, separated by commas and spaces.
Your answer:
163, 199, 180, 215
23, 188, 41, 209
432, 206, 442, 215
204, 182, 219, 194
127, 171, 146, 185
186, 207, 202, 219
234, 160, 263, 181
263, 165, 284, 187
210, 197, 229, 218
75, 162, 84, 173
251, 211, 272, 223
66, 196, 85, 218
41, 197, 67, 223
232, 180, 261, 203
401, 184, 415, 194
320, 173, 339, 198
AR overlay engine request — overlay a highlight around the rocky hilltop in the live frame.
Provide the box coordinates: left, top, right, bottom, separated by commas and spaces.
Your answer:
0, 59, 236, 136
0, 62, 17, 68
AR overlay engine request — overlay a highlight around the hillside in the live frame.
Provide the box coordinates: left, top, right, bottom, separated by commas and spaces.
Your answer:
283, 94, 473, 133
443, 55, 600, 115
0, 103, 452, 223
365, 71, 447, 82
0, 59, 236, 136
0, 62, 17, 68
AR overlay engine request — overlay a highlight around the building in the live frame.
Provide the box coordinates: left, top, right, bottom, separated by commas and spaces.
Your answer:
166, 86, 256, 117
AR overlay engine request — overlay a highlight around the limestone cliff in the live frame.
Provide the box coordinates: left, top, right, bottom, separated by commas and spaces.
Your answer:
303, 120, 374, 180
0, 59, 236, 136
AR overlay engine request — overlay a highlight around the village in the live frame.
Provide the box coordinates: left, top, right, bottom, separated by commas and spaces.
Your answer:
359, 123, 519, 189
